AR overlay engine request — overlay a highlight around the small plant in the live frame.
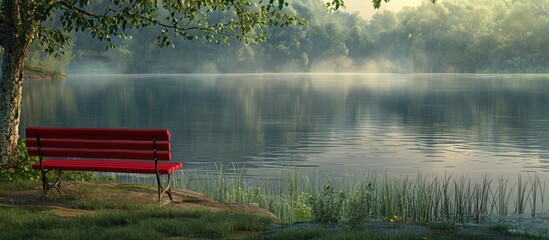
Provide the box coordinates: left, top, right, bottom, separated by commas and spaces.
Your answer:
346, 184, 372, 228
292, 192, 312, 222
60, 170, 96, 182
385, 214, 399, 224
0, 140, 41, 182
490, 221, 513, 234
427, 222, 456, 233
0, 140, 95, 183
308, 183, 346, 223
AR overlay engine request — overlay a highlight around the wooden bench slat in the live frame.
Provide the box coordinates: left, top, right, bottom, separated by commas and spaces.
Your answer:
26, 139, 170, 151
32, 159, 182, 169
27, 126, 182, 202
28, 148, 171, 160
32, 160, 183, 174
26, 127, 170, 141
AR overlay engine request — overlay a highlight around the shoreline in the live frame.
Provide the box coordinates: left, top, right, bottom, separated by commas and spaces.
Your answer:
23, 74, 62, 80
23, 67, 66, 80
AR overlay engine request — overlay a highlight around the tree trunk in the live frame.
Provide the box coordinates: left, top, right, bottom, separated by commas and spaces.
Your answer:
0, 47, 26, 165
0, 1, 36, 165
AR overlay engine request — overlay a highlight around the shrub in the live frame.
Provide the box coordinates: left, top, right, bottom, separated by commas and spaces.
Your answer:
0, 140, 41, 182
347, 184, 373, 228
308, 183, 346, 223
0, 140, 96, 182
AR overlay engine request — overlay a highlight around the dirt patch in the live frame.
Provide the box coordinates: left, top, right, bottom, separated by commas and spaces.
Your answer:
51, 206, 96, 217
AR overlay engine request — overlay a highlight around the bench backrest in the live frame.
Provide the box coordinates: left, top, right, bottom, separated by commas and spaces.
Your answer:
26, 127, 171, 160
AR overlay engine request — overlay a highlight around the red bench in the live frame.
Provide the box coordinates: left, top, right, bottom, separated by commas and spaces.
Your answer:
26, 127, 183, 203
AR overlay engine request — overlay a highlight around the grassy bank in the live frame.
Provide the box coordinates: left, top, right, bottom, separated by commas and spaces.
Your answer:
2, 141, 548, 239
0, 180, 272, 240
1, 180, 547, 239
159, 169, 548, 225
0, 205, 269, 239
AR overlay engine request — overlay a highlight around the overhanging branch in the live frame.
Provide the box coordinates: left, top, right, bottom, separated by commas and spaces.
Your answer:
56, 0, 111, 19
41, 0, 299, 47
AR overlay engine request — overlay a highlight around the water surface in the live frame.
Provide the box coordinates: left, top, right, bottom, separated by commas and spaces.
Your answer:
21, 74, 549, 179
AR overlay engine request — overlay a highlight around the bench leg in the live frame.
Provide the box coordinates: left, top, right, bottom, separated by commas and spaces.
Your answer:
156, 173, 174, 203
41, 170, 63, 198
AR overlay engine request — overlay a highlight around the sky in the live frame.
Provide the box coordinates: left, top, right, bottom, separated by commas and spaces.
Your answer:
343, 0, 423, 19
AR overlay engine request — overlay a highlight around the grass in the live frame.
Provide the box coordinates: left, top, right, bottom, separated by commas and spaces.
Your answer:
490, 221, 513, 233
124, 168, 549, 238
0, 205, 271, 239
426, 222, 456, 232
1, 179, 548, 240
0, 182, 273, 240
259, 226, 548, 240
161, 169, 549, 225
260, 227, 436, 240
4, 141, 547, 239
260, 227, 330, 240
0, 180, 38, 193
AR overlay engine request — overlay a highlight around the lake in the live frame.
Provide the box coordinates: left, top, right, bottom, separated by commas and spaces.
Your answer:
20, 73, 549, 180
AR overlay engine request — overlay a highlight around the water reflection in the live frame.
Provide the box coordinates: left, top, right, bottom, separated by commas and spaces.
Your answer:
20, 74, 549, 178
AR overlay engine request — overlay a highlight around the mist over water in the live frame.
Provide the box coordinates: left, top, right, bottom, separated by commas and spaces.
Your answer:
310, 57, 399, 73
20, 73, 549, 180
52, 0, 549, 76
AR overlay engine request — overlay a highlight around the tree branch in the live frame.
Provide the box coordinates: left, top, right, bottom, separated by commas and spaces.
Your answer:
55, 0, 112, 19
38, 3, 57, 22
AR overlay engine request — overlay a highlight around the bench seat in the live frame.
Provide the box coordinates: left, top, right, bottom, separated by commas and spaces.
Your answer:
27, 126, 182, 203
32, 159, 183, 174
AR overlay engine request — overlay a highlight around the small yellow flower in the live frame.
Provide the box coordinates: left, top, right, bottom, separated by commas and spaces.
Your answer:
388, 214, 399, 223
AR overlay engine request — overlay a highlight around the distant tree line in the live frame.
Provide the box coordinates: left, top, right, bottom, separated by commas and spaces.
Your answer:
27, 0, 549, 74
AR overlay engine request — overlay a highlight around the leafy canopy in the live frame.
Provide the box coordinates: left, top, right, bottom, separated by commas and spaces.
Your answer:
2, 0, 437, 55
24, 0, 306, 54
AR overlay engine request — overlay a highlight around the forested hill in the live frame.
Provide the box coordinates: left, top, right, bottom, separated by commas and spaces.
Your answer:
26, 0, 549, 74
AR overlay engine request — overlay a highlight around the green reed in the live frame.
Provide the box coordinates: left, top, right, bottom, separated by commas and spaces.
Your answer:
126, 169, 548, 225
